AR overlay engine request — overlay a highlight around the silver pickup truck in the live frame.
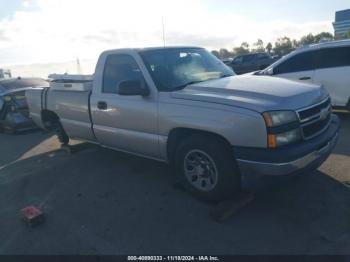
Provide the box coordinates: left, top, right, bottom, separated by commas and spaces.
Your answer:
26, 47, 340, 201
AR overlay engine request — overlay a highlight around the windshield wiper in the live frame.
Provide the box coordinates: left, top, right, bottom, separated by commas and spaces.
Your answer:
172, 74, 233, 91
220, 74, 233, 78
172, 80, 205, 91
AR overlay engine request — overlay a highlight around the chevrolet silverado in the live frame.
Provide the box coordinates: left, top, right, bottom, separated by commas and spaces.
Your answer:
26, 47, 340, 201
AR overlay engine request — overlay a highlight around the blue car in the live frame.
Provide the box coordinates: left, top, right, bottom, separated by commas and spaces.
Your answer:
0, 77, 48, 133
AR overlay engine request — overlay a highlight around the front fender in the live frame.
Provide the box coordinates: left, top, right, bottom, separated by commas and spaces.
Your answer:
158, 102, 267, 158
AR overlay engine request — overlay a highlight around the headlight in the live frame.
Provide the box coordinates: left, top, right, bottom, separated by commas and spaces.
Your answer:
263, 111, 298, 127
263, 111, 301, 148
273, 128, 302, 147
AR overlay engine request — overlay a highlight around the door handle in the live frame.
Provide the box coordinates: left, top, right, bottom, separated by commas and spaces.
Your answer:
299, 76, 311, 80
97, 101, 107, 110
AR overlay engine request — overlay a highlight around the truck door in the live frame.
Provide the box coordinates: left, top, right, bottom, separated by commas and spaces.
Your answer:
272, 50, 317, 83
313, 46, 350, 107
90, 52, 160, 158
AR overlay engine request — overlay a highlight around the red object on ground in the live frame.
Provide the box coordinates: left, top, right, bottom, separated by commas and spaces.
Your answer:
21, 206, 45, 226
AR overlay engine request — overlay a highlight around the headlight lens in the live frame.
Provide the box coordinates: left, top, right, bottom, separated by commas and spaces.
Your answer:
263, 111, 301, 148
275, 128, 302, 147
263, 111, 298, 127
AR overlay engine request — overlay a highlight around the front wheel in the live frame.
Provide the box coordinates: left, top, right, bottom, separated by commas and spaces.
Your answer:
174, 135, 241, 202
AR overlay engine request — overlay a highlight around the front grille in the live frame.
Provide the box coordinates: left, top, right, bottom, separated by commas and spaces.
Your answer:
302, 114, 331, 138
297, 98, 332, 140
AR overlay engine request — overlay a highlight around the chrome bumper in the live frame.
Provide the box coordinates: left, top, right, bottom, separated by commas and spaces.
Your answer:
236, 133, 339, 177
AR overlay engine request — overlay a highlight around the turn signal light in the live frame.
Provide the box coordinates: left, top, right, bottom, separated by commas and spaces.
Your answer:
268, 134, 277, 148
263, 112, 273, 127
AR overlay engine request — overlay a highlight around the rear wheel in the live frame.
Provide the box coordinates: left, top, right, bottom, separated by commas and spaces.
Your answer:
174, 135, 241, 202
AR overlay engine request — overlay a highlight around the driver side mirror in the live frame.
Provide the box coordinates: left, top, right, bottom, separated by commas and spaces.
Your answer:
117, 80, 150, 96
266, 67, 274, 75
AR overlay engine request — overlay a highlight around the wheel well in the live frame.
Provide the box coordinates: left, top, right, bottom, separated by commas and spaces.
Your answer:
41, 110, 60, 129
167, 128, 233, 162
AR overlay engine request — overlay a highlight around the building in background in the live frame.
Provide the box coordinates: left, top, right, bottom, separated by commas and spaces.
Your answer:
333, 9, 350, 39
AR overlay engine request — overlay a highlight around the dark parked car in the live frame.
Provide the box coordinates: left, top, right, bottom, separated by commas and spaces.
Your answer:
226, 53, 278, 74
0, 77, 48, 133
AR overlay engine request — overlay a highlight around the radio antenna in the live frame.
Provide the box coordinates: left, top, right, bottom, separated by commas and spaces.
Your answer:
162, 17, 166, 47
76, 57, 82, 74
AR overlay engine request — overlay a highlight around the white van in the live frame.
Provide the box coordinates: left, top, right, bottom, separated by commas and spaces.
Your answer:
259, 40, 350, 109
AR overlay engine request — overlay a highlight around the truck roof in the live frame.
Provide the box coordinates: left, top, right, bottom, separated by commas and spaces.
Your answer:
103, 46, 204, 53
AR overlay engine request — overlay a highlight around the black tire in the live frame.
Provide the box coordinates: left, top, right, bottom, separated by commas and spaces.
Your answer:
174, 134, 241, 202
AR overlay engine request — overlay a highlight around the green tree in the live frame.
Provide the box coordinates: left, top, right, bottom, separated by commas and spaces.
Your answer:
298, 32, 334, 46
211, 50, 220, 58
292, 39, 299, 49
266, 42, 273, 54
241, 42, 249, 50
252, 39, 265, 53
314, 32, 334, 42
233, 42, 250, 55
299, 33, 316, 46
273, 37, 295, 56
218, 48, 231, 59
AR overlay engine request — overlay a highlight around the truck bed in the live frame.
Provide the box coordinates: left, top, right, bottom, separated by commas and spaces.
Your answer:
46, 89, 95, 141
26, 78, 96, 142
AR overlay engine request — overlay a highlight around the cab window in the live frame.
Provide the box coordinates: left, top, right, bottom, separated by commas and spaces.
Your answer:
102, 54, 144, 94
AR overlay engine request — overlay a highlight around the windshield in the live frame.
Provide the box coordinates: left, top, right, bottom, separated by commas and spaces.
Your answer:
139, 48, 234, 91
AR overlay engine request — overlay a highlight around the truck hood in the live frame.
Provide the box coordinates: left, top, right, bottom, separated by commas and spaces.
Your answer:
170, 75, 329, 112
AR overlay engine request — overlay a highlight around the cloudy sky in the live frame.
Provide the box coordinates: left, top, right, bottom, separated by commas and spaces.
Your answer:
0, 0, 348, 77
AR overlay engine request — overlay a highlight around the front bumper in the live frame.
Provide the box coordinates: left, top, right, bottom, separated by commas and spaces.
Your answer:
234, 114, 340, 188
